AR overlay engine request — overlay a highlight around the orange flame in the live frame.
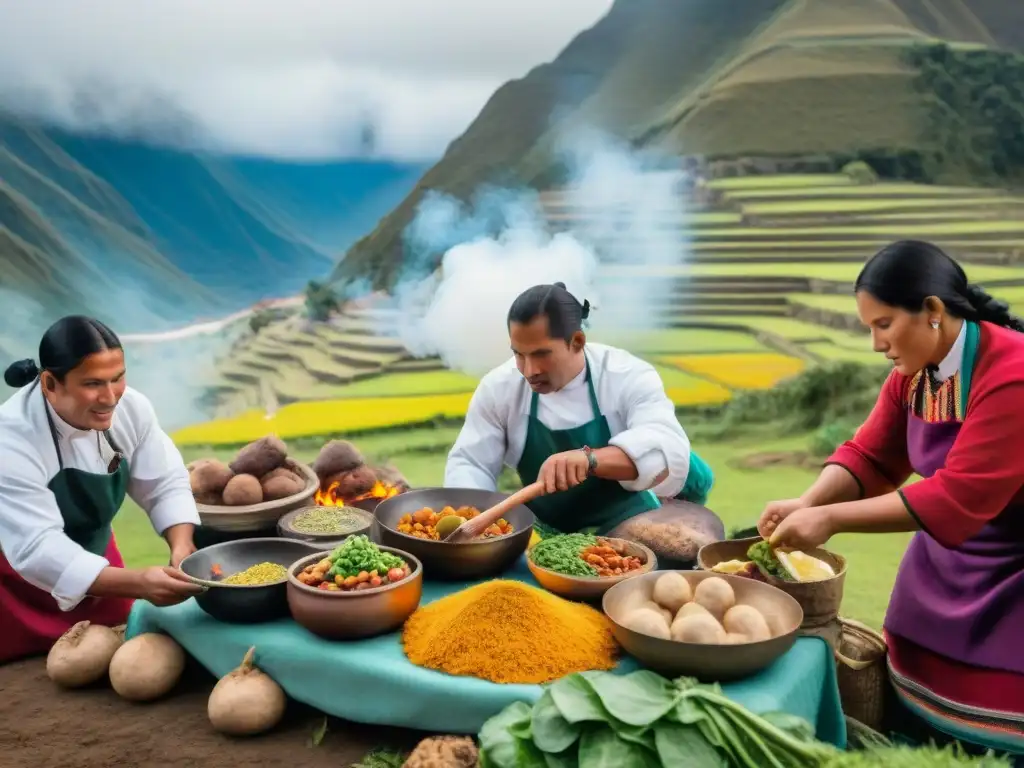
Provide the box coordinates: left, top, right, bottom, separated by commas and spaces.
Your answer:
315, 479, 400, 507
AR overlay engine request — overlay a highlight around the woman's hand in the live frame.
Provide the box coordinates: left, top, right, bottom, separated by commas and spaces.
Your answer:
139, 566, 205, 607
757, 498, 807, 539
768, 507, 836, 550
538, 450, 590, 493
163, 523, 196, 568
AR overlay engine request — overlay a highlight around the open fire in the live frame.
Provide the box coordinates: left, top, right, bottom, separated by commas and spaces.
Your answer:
315, 479, 401, 508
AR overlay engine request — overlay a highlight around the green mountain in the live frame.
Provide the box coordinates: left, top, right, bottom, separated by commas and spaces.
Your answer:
0, 113, 426, 334
332, 0, 1024, 289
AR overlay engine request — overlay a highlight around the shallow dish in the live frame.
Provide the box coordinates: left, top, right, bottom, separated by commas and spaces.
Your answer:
286, 547, 423, 640
373, 488, 535, 580
602, 570, 803, 682
277, 505, 373, 547
527, 537, 657, 602
697, 537, 847, 627
196, 460, 319, 533
179, 537, 321, 624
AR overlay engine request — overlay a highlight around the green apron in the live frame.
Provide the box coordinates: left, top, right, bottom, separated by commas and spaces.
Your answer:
516, 360, 714, 536
40, 386, 130, 555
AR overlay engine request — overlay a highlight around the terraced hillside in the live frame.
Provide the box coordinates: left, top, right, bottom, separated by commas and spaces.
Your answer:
333, 0, 1024, 289
177, 172, 1024, 446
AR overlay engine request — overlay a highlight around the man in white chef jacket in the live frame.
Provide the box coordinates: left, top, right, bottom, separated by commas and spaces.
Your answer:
444, 283, 722, 555
0, 315, 204, 663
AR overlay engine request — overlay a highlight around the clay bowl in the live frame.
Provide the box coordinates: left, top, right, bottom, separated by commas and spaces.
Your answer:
603, 570, 804, 682
196, 460, 318, 533
527, 537, 658, 603
179, 537, 321, 624
697, 537, 847, 628
277, 505, 373, 548
286, 547, 423, 640
373, 488, 535, 580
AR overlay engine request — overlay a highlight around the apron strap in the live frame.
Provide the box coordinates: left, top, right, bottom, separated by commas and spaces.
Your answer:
39, 384, 65, 471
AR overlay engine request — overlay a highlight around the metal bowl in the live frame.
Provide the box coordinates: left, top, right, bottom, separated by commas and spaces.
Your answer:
286, 547, 423, 640
178, 537, 321, 624
527, 537, 658, 602
373, 488, 535, 580
196, 460, 319, 533
277, 505, 373, 548
602, 570, 804, 682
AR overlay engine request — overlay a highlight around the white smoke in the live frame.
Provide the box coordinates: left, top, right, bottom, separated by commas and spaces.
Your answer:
391, 133, 691, 375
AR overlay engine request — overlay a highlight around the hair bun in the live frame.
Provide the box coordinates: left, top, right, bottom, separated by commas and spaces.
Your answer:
4, 358, 41, 388
553, 281, 566, 290
581, 299, 591, 320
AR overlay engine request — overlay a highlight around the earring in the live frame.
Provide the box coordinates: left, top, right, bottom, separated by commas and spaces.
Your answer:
930, 320, 940, 329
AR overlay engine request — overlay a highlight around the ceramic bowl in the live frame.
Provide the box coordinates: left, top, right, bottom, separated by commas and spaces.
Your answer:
527, 537, 657, 602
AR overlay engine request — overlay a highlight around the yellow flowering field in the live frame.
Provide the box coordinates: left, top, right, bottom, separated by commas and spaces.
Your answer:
662, 353, 806, 389
173, 392, 474, 446
175, 366, 736, 445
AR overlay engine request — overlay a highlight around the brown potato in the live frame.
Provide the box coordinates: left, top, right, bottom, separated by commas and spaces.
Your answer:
312, 440, 364, 482
189, 459, 234, 495
194, 491, 223, 506
221, 474, 264, 506
229, 436, 287, 478
260, 469, 305, 501
329, 465, 377, 499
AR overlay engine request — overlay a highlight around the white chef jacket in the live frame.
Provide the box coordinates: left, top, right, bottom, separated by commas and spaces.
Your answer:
0, 384, 200, 611
444, 343, 692, 497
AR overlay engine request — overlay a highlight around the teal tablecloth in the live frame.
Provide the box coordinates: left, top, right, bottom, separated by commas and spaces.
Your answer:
126, 558, 846, 746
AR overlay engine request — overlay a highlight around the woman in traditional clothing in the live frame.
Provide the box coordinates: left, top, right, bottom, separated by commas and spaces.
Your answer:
445, 282, 723, 564
759, 241, 1024, 755
0, 316, 204, 664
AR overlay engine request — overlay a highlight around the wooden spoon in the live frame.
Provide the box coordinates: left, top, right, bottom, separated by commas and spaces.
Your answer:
442, 481, 546, 543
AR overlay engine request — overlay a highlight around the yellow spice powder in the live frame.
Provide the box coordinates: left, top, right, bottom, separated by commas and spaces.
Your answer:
401, 580, 619, 684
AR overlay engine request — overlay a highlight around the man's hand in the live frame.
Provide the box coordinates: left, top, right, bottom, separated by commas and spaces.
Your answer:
169, 542, 196, 568
538, 450, 591, 493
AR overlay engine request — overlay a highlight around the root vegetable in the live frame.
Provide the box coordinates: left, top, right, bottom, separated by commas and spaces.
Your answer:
675, 602, 710, 621
109, 633, 186, 701
652, 572, 692, 613
46, 621, 122, 688
693, 577, 736, 620
671, 612, 727, 644
194, 491, 223, 506
723, 604, 771, 641
208, 646, 286, 736
230, 436, 288, 478
222, 474, 264, 506
189, 459, 234, 495
622, 607, 671, 639
403, 735, 479, 768
260, 468, 305, 500
324, 465, 377, 499
312, 440, 364, 482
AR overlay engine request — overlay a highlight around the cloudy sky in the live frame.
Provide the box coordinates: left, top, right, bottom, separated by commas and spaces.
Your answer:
0, 0, 612, 160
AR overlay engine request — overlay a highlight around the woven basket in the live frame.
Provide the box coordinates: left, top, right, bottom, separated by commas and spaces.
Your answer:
835, 617, 889, 732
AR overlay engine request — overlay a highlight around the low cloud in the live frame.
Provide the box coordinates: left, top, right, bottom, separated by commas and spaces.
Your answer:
0, 0, 611, 160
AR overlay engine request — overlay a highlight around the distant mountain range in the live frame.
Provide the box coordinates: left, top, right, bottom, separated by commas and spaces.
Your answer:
0, 113, 426, 338
332, 0, 1024, 289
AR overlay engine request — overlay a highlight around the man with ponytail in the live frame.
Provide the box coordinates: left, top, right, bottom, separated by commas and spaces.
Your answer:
445, 282, 723, 564
0, 316, 203, 664
759, 241, 1024, 754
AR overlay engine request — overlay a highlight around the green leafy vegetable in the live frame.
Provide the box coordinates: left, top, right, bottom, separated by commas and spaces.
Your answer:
748, 540, 791, 580
477, 670, 1014, 768
327, 535, 404, 579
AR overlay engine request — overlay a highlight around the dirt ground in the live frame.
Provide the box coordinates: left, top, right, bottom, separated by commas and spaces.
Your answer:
0, 655, 419, 768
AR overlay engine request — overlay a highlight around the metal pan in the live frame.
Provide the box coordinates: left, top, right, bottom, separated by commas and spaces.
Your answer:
373, 487, 535, 580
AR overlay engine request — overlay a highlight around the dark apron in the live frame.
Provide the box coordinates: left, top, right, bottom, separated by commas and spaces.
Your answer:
516, 360, 711, 536
0, 386, 134, 663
